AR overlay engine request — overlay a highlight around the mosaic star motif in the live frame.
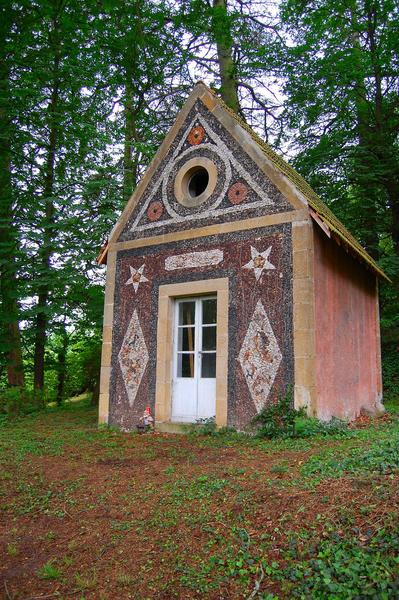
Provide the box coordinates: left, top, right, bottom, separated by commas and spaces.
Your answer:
118, 309, 149, 407
239, 300, 282, 413
125, 264, 148, 293
242, 245, 275, 281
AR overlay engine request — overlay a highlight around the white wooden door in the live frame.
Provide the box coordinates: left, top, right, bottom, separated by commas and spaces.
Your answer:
171, 297, 217, 422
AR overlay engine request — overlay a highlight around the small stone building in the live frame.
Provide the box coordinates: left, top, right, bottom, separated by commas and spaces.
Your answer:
98, 83, 387, 431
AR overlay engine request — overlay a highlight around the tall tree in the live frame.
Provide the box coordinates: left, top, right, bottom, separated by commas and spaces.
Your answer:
280, 0, 399, 261
4, 0, 189, 398
212, 0, 240, 112
9, 0, 117, 395
180, 0, 284, 140
97, 0, 188, 201
32, 0, 62, 392
0, 3, 25, 387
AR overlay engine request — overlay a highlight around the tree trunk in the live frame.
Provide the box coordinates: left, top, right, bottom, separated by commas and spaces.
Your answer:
123, 80, 139, 201
212, 0, 240, 113
385, 178, 399, 256
350, 5, 379, 258
91, 375, 100, 406
56, 326, 68, 405
122, 2, 143, 202
365, 1, 399, 257
33, 15, 60, 394
0, 10, 24, 387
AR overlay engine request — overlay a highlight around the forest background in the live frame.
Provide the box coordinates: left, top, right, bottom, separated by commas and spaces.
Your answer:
1, 0, 398, 414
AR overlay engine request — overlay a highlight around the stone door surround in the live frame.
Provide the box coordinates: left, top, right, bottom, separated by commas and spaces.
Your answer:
155, 277, 229, 427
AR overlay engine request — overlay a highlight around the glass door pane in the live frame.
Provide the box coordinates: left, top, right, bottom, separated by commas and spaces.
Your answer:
176, 300, 196, 378
200, 297, 217, 379
202, 326, 216, 351
178, 301, 195, 326
202, 298, 217, 324
177, 327, 195, 352
177, 353, 195, 378
201, 353, 216, 377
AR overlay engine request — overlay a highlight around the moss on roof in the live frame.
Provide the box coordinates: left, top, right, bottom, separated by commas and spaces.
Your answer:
209, 87, 389, 281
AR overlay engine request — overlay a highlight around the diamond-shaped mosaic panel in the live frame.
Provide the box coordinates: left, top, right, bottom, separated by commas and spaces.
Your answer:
238, 300, 282, 412
118, 309, 149, 407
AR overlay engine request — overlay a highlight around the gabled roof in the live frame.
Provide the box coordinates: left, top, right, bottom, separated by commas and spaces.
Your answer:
210, 88, 388, 281
98, 83, 388, 281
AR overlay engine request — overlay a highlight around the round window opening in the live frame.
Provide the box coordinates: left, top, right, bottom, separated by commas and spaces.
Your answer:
174, 157, 217, 208
188, 167, 209, 198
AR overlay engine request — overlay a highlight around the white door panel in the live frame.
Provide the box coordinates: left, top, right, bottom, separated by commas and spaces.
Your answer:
197, 378, 216, 419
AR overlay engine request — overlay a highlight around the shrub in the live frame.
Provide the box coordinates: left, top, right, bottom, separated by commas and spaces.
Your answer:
0, 387, 40, 420
296, 416, 350, 438
187, 418, 238, 437
253, 386, 304, 438
193, 417, 218, 435
382, 343, 399, 405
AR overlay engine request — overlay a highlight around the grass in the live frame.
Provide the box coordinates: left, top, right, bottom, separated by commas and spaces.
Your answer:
0, 396, 398, 599
37, 560, 62, 580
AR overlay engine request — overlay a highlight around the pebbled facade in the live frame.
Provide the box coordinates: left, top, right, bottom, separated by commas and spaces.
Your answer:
99, 83, 384, 431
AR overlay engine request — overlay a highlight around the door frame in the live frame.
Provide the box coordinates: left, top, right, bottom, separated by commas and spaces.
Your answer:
155, 278, 229, 428
171, 295, 217, 422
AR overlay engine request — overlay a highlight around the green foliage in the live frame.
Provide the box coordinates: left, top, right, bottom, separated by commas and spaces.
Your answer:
6, 543, 18, 557
117, 573, 135, 587
169, 475, 228, 503
0, 387, 41, 420
295, 416, 350, 438
301, 438, 399, 479
0, 0, 188, 398
285, 527, 399, 598
279, 0, 399, 367
382, 343, 399, 404
74, 571, 97, 591
190, 399, 351, 442
111, 520, 133, 532
37, 560, 62, 580
187, 417, 238, 437
177, 526, 265, 592
253, 386, 303, 438
193, 416, 218, 435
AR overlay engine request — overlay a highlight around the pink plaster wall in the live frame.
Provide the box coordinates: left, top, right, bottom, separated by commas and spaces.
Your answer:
313, 226, 383, 421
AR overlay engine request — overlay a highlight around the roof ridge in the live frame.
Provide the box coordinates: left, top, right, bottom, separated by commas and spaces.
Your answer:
207, 86, 389, 281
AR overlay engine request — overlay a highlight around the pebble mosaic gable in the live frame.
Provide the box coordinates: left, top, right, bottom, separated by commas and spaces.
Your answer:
109, 225, 294, 431
118, 100, 292, 242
